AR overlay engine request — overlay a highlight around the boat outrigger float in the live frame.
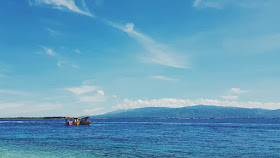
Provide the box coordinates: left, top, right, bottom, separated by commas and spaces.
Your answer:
65, 117, 91, 126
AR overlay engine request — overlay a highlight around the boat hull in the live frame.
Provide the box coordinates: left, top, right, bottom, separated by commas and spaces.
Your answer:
66, 117, 90, 125
80, 121, 90, 125
66, 120, 72, 126
73, 121, 80, 125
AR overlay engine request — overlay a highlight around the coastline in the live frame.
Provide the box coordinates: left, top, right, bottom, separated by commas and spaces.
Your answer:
0, 117, 65, 119
1, 116, 280, 120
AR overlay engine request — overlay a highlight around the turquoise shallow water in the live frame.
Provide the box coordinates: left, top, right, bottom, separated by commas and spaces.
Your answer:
0, 118, 280, 157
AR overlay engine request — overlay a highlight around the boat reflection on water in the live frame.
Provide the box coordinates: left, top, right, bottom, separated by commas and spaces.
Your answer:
65, 117, 91, 126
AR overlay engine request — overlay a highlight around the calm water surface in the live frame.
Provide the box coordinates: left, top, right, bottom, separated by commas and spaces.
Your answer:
0, 118, 280, 157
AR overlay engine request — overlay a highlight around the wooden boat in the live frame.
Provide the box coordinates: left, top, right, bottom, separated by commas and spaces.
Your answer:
73, 117, 80, 125
65, 117, 90, 126
80, 117, 91, 125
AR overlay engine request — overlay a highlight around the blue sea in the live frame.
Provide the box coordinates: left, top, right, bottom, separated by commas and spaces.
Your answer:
0, 118, 280, 157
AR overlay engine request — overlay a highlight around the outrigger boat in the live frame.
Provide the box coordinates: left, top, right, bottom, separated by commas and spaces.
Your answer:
65, 117, 91, 126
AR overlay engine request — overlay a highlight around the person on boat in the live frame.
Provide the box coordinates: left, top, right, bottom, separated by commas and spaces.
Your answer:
65, 117, 73, 126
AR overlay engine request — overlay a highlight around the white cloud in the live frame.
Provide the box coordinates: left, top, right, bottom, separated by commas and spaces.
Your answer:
229, 88, 248, 94
106, 21, 189, 69
41, 46, 56, 56
80, 90, 106, 103
31, 0, 93, 17
221, 95, 238, 100
97, 90, 105, 96
79, 95, 105, 103
66, 85, 98, 95
114, 98, 280, 110
0, 89, 32, 96
83, 107, 104, 115
152, 75, 178, 81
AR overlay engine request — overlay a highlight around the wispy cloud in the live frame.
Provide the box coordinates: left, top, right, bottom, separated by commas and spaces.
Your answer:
41, 46, 56, 56
66, 85, 98, 95
151, 75, 178, 81
193, 0, 201, 7
31, 1, 188, 69
57, 60, 63, 68
71, 64, 80, 69
46, 27, 61, 36
114, 98, 280, 110
39, 46, 79, 68
220, 88, 248, 100
79, 90, 105, 103
193, 0, 222, 9
65, 84, 105, 103
74, 49, 81, 54
105, 21, 189, 69
0, 102, 23, 109
30, 0, 94, 17
229, 88, 248, 94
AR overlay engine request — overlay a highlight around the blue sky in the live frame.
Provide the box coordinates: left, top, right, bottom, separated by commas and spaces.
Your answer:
1, 0, 280, 117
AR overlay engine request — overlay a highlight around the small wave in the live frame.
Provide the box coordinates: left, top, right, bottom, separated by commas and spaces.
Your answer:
0, 120, 42, 124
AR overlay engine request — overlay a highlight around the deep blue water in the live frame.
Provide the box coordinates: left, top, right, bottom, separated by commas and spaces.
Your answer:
0, 118, 280, 157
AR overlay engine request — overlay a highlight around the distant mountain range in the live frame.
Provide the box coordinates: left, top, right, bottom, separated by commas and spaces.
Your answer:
95, 105, 280, 118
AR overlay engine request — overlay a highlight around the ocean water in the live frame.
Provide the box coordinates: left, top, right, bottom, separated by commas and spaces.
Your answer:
0, 118, 280, 158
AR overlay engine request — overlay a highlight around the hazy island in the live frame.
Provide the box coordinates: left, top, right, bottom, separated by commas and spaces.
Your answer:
94, 105, 280, 119
2, 105, 279, 119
